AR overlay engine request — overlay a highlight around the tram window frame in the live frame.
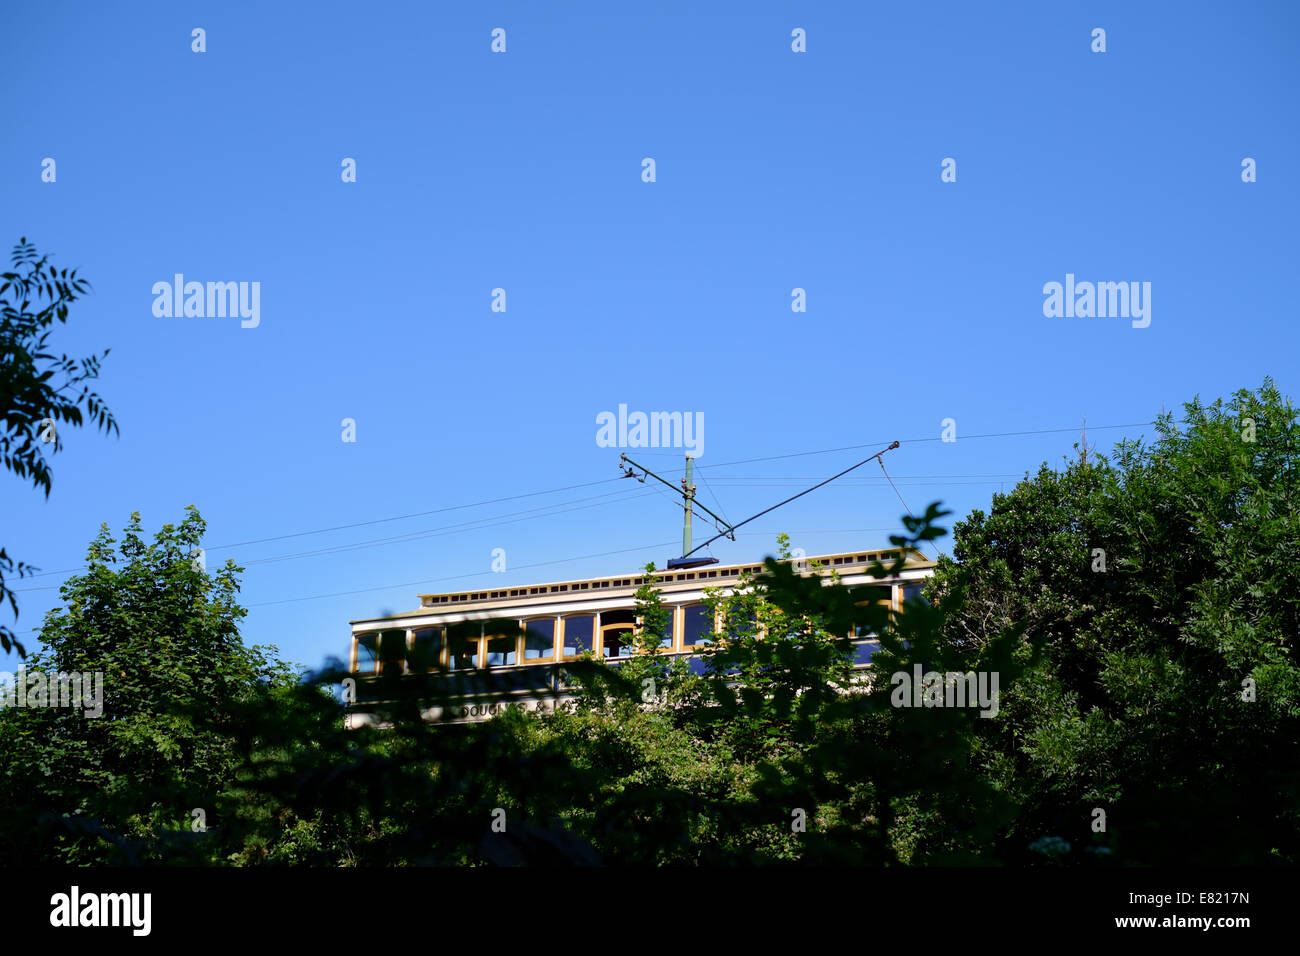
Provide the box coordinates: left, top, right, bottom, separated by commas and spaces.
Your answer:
598, 610, 638, 659
523, 617, 558, 663
721, 608, 761, 642
901, 582, 928, 606
681, 603, 716, 649
653, 605, 678, 651
560, 614, 596, 659
354, 633, 379, 674
410, 627, 444, 672
376, 628, 408, 676
483, 625, 519, 667
447, 627, 480, 670
849, 585, 894, 638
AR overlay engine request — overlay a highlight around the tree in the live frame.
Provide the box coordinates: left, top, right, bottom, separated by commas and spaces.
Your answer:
0, 501, 1002, 866
741, 504, 1021, 863
20, 377, 1294, 868
0, 507, 294, 863
557, 506, 1015, 865
929, 379, 1300, 864
569, 561, 689, 712
0, 238, 117, 656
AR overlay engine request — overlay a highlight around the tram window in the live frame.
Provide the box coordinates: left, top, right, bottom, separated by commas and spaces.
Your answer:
851, 586, 893, 635
853, 641, 877, 665
724, 609, 758, 640
856, 585, 892, 607
599, 610, 636, 658
562, 615, 594, 657
411, 628, 442, 671
448, 632, 478, 670
658, 607, 676, 649
355, 634, 378, 674
524, 619, 556, 661
682, 604, 713, 647
602, 627, 634, 658
377, 629, 407, 675
485, 632, 517, 667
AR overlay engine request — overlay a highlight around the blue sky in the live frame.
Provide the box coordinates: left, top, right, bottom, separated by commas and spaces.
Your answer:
3, 0, 1296, 673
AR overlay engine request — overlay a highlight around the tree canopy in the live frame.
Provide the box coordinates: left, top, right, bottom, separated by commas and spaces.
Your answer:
929, 378, 1299, 864
0, 238, 117, 656
0, 380, 1295, 866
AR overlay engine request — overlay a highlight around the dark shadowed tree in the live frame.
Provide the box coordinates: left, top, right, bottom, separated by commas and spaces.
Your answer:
0, 508, 294, 863
929, 379, 1300, 864
0, 238, 117, 656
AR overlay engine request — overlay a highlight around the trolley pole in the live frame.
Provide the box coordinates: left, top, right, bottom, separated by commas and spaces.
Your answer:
682, 455, 695, 556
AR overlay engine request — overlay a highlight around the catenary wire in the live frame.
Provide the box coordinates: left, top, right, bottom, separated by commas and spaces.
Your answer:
10, 419, 1150, 590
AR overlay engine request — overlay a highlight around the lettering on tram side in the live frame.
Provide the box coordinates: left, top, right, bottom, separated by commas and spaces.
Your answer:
458, 698, 578, 720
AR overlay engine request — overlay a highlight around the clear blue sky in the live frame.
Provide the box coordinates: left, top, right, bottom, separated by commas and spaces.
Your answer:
3, 0, 1296, 673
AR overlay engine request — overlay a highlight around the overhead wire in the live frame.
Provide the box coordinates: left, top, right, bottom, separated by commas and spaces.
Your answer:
238, 488, 657, 567
700, 421, 1151, 469
247, 539, 681, 609
20, 419, 1145, 580
8, 418, 1154, 606
9, 528, 909, 631
10, 489, 655, 587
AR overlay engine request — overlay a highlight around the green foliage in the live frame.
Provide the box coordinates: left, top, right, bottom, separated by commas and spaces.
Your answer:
2, 381, 1293, 866
0, 508, 294, 864
0, 238, 117, 656
0, 503, 1025, 865
930, 379, 1300, 864
741, 503, 1023, 863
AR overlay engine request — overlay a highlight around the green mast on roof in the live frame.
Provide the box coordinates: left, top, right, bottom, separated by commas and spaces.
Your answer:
619, 452, 731, 570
